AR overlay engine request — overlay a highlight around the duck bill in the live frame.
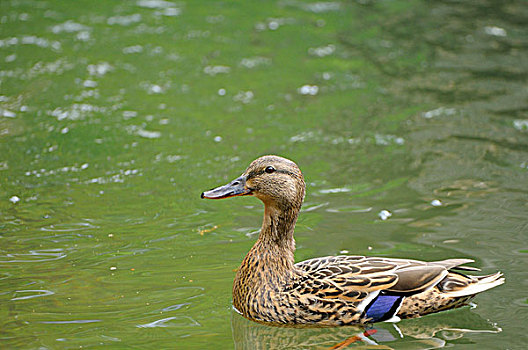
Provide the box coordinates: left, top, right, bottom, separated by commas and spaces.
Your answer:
201, 175, 252, 199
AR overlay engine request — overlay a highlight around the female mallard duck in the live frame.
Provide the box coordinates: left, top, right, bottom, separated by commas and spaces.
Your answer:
201, 155, 504, 326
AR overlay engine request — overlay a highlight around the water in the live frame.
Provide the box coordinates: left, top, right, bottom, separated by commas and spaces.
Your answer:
1, 0, 527, 348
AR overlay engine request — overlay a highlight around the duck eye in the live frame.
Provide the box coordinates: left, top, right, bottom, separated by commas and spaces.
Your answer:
264, 166, 276, 174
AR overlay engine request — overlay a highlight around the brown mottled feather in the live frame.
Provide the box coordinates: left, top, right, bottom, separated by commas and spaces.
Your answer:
202, 155, 504, 326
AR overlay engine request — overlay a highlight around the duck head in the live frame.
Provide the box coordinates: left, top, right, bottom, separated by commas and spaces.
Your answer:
201, 155, 305, 212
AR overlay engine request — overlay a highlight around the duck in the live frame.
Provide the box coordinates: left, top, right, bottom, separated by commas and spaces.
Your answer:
201, 155, 504, 326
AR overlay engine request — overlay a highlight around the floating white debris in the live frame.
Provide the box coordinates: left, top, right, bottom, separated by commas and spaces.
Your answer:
23, 59, 74, 79
60, 127, 69, 134
340, 250, 349, 254
1, 109, 16, 118
213, 136, 222, 142
83, 80, 97, 88
431, 199, 442, 207
302, 2, 341, 13
147, 84, 163, 94
319, 187, 350, 194
484, 26, 507, 37
123, 111, 138, 119
203, 65, 230, 76
255, 18, 295, 32
123, 45, 143, 54
290, 131, 316, 142
268, 20, 279, 30
9, 195, 20, 204
137, 129, 161, 139
298, 84, 319, 96
87, 62, 113, 76
166, 155, 185, 162
233, 91, 254, 104
107, 14, 142, 26
137, 0, 176, 8
218, 88, 226, 96
76, 31, 91, 41
0, 36, 61, 51
110, 266, 117, 271
308, 44, 335, 57
239, 56, 271, 69
374, 134, 404, 146
513, 119, 528, 131
160, 7, 181, 16
423, 107, 456, 119
0, 37, 18, 48
51, 20, 90, 34
378, 210, 392, 221
49, 104, 105, 121
5, 53, 16, 62
24, 163, 90, 178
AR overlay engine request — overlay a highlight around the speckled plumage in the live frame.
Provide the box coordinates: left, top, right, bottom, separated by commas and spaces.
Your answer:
202, 155, 504, 326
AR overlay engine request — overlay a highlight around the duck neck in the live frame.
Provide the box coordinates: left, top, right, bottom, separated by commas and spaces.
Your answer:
241, 203, 300, 277
232, 202, 301, 316
257, 204, 299, 262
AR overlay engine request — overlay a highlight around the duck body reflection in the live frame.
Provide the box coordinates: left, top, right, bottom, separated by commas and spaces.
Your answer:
231, 307, 501, 349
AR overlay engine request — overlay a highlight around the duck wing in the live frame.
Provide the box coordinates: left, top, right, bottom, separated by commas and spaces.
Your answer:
293, 255, 481, 323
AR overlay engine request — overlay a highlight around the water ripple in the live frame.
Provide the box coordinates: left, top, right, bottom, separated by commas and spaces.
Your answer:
1, 248, 66, 263
11, 289, 55, 301
137, 316, 200, 328
40, 319, 101, 324
40, 222, 97, 232
161, 303, 190, 312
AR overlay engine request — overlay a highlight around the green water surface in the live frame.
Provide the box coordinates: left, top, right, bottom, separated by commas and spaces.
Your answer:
1, 0, 527, 349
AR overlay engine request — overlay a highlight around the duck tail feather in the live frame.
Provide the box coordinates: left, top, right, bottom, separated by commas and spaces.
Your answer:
444, 272, 504, 298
